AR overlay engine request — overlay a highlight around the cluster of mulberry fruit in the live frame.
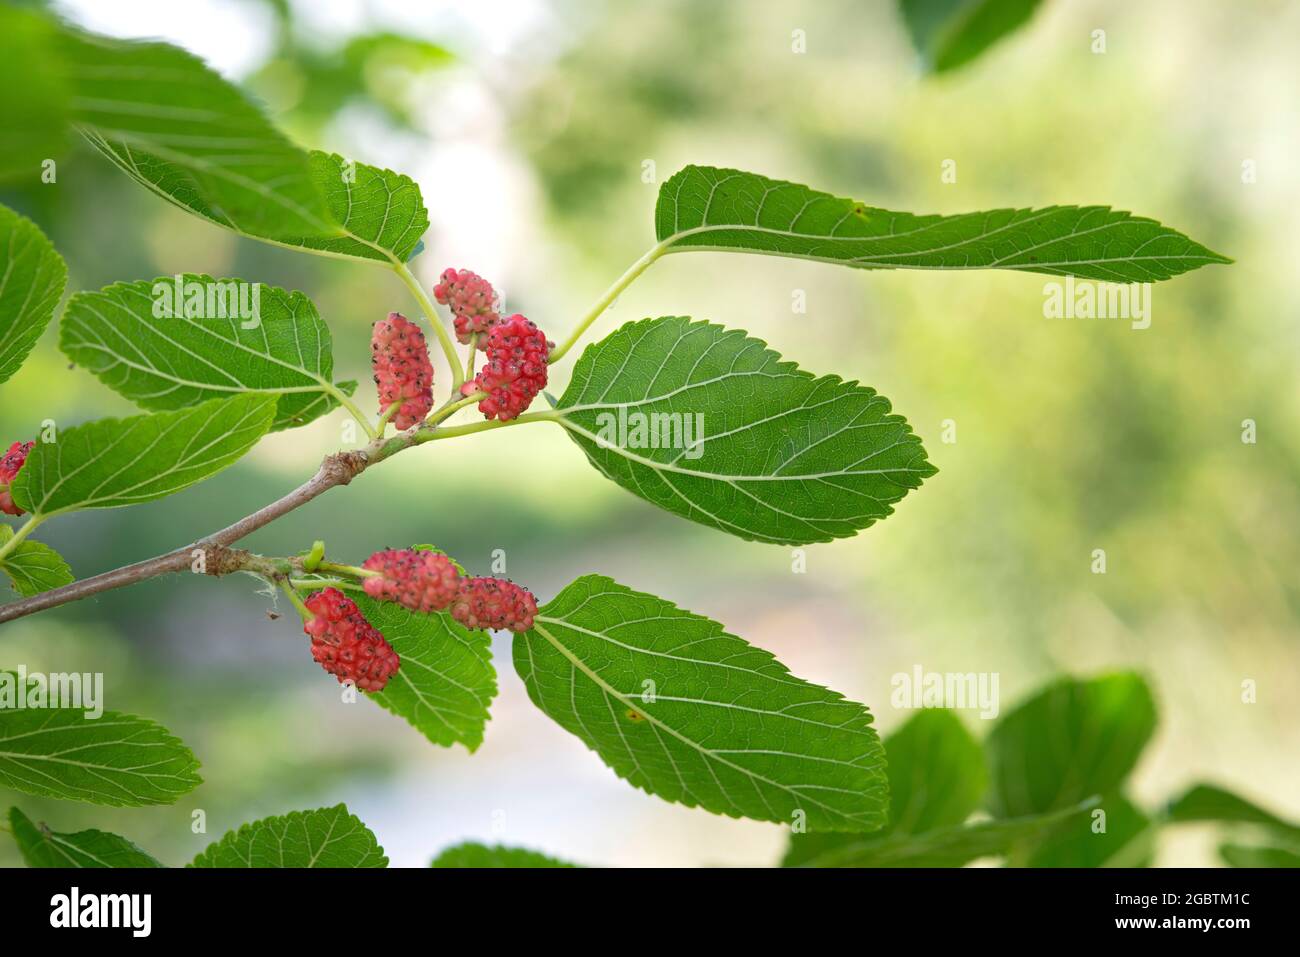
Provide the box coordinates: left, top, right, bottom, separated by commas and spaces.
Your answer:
448, 576, 538, 632
303, 587, 401, 692
302, 269, 545, 686
362, 546, 537, 632
462, 314, 551, 421
368, 267, 551, 430
296, 547, 537, 691
0, 441, 32, 516
434, 266, 551, 421
361, 548, 461, 613
371, 312, 434, 430
433, 267, 499, 346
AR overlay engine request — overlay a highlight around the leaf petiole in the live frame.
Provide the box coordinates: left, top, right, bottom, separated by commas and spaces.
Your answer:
419, 408, 561, 443
0, 514, 46, 564
315, 560, 380, 580
330, 384, 378, 440
424, 391, 485, 428
290, 577, 361, 592
278, 578, 314, 622
548, 240, 668, 364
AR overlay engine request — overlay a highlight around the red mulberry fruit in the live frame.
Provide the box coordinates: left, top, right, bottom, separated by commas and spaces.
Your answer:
371, 312, 434, 430
433, 267, 499, 346
303, 587, 400, 692
362, 548, 462, 613
449, 577, 538, 632
0, 441, 33, 516
461, 314, 550, 421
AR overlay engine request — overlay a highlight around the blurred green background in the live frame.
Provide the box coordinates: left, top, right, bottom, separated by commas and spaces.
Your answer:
1, 0, 1296, 867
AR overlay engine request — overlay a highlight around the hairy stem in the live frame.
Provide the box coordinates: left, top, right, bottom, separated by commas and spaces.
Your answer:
393, 260, 464, 390
548, 241, 666, 364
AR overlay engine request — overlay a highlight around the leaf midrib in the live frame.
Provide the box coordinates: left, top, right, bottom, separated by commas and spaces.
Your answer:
537, 613, 811, 691
556, 416, 925, 482
65, 344, 339, 397
666, 195, 1173, 259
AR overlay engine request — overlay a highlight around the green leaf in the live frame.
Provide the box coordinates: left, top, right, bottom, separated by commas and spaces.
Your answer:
1219, 842, 1300, 868
6, 15, 430, 264
899, 0, 1045, 75
656, 166, 1231, 283
354, 596, 497, 752
431, 841, 578, 868
258, 33, 453, 135
189, 804, 387, 867
61, 28, 335, 239
0, 526, 73, 597
1026, 793, 1153, 867
884, 709, 987, 834
984, 672, 1157, 818
61, 277, 353, 431
0, 205, 68, 386
0, 9, 70, 178
783, 709, 986, 865
7, 807, 162, 867
784, 802, 1094, 867
515, 575, 889, 831
1166, 783, 1300, 839
1165, 785, 1300, 869
556, 317, 934, 545
89, 140, 424, 264
0, 706, 201, 807
12, 394, 276, 517
276, 151, 429, 264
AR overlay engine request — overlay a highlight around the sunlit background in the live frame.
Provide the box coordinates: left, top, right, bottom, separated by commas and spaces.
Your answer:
1, 0, 1297, 867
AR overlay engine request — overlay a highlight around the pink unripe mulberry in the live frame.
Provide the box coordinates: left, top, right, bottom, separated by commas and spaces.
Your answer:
371, 312, 434, 430
433, 267, 499, 346
0, 441, 33, 516
303, 587, 401, 692
362, 548, 462, 613
449, 577, 538, 633
461, 314, 550, 421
